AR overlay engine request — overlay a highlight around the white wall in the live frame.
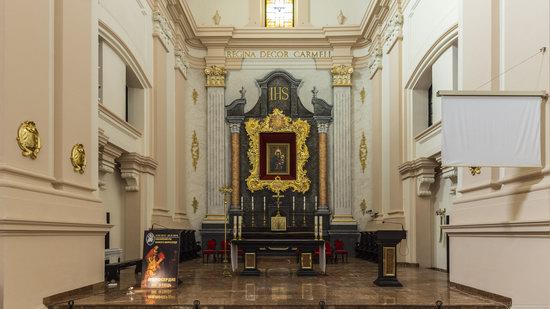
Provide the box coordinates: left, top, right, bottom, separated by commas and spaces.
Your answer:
310, 0, 370, 26
100, 168, 126, 252
101, 42, 127, 120
431, 45, 458, 124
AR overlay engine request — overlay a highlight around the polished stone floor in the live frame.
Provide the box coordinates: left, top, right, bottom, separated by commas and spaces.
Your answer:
49, 257, 507, 308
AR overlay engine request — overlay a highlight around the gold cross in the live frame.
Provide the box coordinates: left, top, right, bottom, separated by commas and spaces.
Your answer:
219, 186, 232, 204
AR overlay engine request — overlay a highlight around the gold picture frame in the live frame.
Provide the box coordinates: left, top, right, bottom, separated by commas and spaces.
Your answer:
245, 109, 310, 193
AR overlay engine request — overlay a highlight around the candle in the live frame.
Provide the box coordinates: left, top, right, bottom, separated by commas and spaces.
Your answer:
263, 197, 266, 212
315, 196, 318, 210
251, 196, 254, 212
292, 196, 295, 212
319, 216, 323, 239
241, 196, 244, 209
314, 216, 318, 239
233, 216, 237, 238
303, 196, 306, 212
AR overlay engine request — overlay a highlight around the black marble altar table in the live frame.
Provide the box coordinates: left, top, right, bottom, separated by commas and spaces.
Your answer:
231, 239, 326, 276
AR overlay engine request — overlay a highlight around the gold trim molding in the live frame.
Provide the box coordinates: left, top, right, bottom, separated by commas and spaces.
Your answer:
204, 65, 226, 87
245, 109, 311, 193
469, 167, 481, 176
191, 131, 199, 171
17, 121, 41, 159
70, 144, 87, 174
359, 132, 367, 173
331, 64, 353, 86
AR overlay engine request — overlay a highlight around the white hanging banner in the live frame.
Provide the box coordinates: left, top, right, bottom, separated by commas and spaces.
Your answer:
441, 93, 543, 167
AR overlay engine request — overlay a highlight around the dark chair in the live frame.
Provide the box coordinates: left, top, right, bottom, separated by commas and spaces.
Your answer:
334, 239, 349, 263
315, 241, 334, 263
202, 239, 217, 263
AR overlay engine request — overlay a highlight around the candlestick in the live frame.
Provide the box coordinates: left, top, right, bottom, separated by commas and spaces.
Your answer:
314, 216, 319, 240
233, 216, 239, 239
251, 196, 254, 212
303, 196, 306, 212
263, 197, 266, 212
319, 216, 323, 240
292, 196, 295, 212
238, 216, 242, 239
241, 196, 243, 209
315, 196, 318, 210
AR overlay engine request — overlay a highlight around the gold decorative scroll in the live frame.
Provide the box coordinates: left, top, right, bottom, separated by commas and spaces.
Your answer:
359, 132, 367, 172
204, 65, 226, 87
469, 166, 481, 176
191, 131, 199, 171
245, 109, 310, 193
192, 89, 198, 104
192, 197, 199, 214
360, 87, 366, 104
70, 144, 87, 174
331, 64, 353, 86
17, 121, 41, 159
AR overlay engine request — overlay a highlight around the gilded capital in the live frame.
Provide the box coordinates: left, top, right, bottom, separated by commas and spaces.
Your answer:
331, 64, 353, 86
204, 65, 227, 87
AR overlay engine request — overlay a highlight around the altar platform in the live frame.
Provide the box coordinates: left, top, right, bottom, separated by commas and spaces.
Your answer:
46, 257, 509, 308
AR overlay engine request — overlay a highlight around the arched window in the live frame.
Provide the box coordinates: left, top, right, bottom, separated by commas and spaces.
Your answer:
266, 0, 294, 28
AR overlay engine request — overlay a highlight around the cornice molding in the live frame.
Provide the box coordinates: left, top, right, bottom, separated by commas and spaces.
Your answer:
153, 10, 173, 51
118, 153, 158, 192
399, 157, 439, 197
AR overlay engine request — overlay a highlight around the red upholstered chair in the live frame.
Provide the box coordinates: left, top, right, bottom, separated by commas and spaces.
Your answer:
217, 240, 231, 261
202, 239, 217, 263
315, 241, 334, 263
334, 239, 349, 263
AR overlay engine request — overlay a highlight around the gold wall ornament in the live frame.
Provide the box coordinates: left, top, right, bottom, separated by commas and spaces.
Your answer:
204, 65, 227, 87
245, 109, 311, 193
360, 199, 367, 216
192, 89, 198, 104
359, 132, 367, 173
469, 166, 481, 176
16, 121, 41, 159
191, 131, 199, 171
331, 64, 353, 86
359, 87, 366, 104
192, 197, 199, 214
70, 144, 87, 174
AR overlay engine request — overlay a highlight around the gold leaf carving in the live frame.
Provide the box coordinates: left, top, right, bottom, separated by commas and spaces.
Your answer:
70, 144, 87, 174
359, 132, 367, 173
331, 64, 353, 86
204, 65, 226, 87
360, 199, 367, 216
16, 121, 41, 159
360, 87, 366, 104
469, 166, 481, 176
192, 197, 199, 214
245, 109, 311, 193
191, 131, 199, 171
192, 89, 198, 104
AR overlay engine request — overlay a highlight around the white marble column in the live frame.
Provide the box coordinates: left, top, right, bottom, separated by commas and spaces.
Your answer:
331, 65, 355, 224
205, 66, 227, 222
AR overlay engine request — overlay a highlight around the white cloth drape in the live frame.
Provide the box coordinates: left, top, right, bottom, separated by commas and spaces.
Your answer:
442, 95, 542, 167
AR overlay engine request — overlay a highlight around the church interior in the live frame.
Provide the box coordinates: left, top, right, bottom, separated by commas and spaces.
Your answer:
1, 0, 549, 308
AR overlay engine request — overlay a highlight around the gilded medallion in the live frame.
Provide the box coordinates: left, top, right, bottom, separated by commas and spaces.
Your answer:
70, 144, 87, 174
16, 121, 41, 159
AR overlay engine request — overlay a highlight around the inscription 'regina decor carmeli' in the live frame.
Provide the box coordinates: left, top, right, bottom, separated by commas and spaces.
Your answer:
70, 144, 87, 174
17, 120, 41, 159
331, 64, 353, 86
245, 109, 311, 193
204, 65, 226, 87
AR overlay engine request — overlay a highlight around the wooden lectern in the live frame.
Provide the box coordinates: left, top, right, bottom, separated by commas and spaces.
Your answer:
373, 230, 407, 287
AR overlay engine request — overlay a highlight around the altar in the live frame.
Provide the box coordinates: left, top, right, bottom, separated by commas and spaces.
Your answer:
230, 239, 326, 276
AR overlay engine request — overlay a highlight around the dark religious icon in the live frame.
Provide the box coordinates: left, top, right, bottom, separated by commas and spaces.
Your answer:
266, 143, 290, 175
141, 246, 166, 288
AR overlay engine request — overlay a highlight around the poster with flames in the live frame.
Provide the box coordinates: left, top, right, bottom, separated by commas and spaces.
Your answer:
141, 230, 181, 289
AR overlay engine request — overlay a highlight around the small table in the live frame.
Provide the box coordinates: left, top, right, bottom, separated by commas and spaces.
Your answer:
231, 239, 326, 276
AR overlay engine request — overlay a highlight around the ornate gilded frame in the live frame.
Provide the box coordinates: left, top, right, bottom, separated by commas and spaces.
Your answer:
245, 108, 310, 193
